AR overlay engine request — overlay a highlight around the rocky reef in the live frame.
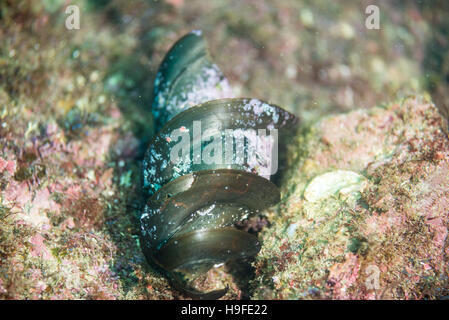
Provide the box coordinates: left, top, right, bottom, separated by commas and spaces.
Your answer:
1, 0, 448, 299
252, 97, 449, 299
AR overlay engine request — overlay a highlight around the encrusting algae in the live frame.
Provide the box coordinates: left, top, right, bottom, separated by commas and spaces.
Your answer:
1, 0, 449, 300
252, 97, 449, 300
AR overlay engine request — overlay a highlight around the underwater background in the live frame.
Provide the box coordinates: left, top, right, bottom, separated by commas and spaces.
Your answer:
1, 0, 449, 299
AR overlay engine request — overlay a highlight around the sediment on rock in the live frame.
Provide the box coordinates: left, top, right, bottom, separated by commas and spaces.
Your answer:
252, 97, 449, 300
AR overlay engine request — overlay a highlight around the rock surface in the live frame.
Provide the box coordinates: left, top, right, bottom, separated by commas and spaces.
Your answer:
1, 0, 449, 300
252, 97, 449, 299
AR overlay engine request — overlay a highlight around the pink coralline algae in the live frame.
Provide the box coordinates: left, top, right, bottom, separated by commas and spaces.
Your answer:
252, 97, 449, 300
0, 158, 16, 175
2, 0, 449, 300
29, 234, 52, 260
